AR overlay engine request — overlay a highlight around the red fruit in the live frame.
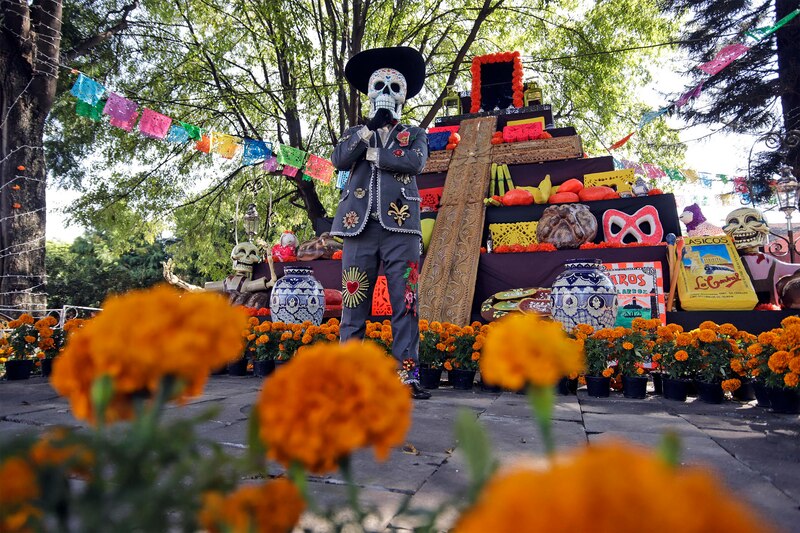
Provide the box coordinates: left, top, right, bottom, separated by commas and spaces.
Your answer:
547, 192, 580, 204
558, 178, 584, 194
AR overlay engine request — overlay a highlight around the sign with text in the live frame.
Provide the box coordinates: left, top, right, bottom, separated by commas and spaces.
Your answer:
603, 261, 666, 326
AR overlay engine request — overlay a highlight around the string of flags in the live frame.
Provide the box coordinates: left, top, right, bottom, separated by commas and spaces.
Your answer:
68, 72, 337, 184
609, 8, 800, 151
613, 157, 751, 203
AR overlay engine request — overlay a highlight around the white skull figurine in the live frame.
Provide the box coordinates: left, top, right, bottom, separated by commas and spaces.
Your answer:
230, 242, 261, 274
723, 207, 770, 254
367, 68, 407, 120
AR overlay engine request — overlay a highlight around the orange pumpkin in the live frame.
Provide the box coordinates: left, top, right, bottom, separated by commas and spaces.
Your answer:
648, 188, 664, 196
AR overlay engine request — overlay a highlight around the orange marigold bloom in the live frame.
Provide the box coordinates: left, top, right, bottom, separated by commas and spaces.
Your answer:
51, 285, 248, 424
747, 344, 763, 356
601, 367, 614, 378
258, 341, 411, 474
454, 442, 773, 533
784, 372, 799, 388
718, 323, 738, 336
721, 379, 741, 392
698, 321, 719, 332
199, 479, 304, 533
471, 352, 480, 362
675, 333, 692, 347
697, 329, 716, 343
0, 456, 40, 533
444, 360, 453, 371
23, 335, 36, 343
480, 313, 584, 390
789, 357, 800, 374
730, 359, 744, 375
768, 351, 791, 374
622, 341, 634, 350
674, 350, 688, 362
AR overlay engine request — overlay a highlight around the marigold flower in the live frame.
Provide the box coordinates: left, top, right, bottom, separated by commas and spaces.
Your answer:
622, 341, 634, 350
444, 360, 453, 371
747, 344, 763, 356
674, 350, 688, 362
480, 313, 584, 390
51, 285, 248, 424
454, 442, 772, 533
675, 333, 692, 347
721, 379, 741, 392
718, 323, 738, 336
199, 479, 304, 533
601, 367, 614, 378
258, 341, 411, 473
697, 329, 717, 343
471, 352, 480, 362
784, 372, 799, 388
768, 351, 790, 374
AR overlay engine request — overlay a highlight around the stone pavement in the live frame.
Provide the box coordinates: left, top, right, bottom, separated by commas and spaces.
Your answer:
2, 376, 799, 532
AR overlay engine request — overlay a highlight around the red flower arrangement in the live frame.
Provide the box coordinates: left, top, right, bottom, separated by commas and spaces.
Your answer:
331, 250, 343, 260
244, 307, 271, 316
494, 243, 557, 254
578, 241, 667, 250
470, 51, 524, 113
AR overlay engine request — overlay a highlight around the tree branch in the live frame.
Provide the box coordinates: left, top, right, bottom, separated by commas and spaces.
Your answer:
61, 1, 139, 63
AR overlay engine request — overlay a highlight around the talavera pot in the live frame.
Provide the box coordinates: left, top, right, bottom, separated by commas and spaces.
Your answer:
550, 259, 618, 332
270, 267, 325, 325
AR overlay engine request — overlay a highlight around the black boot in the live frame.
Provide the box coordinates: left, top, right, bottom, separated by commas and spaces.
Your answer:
409, 381, 431, 400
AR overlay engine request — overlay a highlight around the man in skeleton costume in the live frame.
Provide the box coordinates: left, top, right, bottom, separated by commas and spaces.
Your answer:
723, 207, 800, 306
330, 47, 431, 399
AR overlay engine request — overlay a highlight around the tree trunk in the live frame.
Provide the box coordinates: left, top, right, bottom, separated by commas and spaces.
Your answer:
0, 0, 62, 311
775, 0, 800, 168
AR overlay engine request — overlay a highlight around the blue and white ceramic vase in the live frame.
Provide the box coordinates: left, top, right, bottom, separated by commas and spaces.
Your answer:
270, 267, 325, 325
550, 259, 618, 332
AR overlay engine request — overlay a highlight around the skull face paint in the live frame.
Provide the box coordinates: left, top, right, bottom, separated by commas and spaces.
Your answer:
367, 68, 407, 120
723, 207, 769, 253
230, 242, 260, 274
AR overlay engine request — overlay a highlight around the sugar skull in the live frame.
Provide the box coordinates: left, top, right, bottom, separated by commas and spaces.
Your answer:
723, 207, 769, 254
602, 206, 664, 246
367, 68, 407, 120
230, 242, 260, 274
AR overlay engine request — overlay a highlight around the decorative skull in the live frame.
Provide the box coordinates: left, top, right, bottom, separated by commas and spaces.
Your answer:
367, 68, 407, 120
723, 207, 769, 254
230, 242, 261, 274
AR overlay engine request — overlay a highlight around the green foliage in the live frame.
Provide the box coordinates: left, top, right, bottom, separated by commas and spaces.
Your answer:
47, 0, 686, 261
45, 233, 191, 308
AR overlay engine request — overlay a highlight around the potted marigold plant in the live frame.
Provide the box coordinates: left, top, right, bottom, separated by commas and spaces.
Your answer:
685, 322, 743, 404
252, 322, 279, 377
608, 326, 648, 399
3, 313, 39, 380
580, 325, 615, 398
448, 324, 481, 390
418, 320, 445, 389
756, 316, 800, 413
655, 324, 693, 402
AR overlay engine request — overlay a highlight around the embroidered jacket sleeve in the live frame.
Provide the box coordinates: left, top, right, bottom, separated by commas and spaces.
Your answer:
331, 126, 372, 171
372, 129, 428, 175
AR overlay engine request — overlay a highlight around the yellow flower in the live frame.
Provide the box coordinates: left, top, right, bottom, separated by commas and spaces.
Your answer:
51, 285, 248, 424
721, 379, 741, 392
199, 479, 304, 533
258, 341, 411, 474
454, 442, 772, 533
480, 313, 584, 390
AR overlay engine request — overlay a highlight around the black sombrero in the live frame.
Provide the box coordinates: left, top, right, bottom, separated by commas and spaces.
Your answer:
344, 47, 426, 99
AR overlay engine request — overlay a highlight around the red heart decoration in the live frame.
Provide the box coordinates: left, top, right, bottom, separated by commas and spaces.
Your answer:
346, 281, 359, 294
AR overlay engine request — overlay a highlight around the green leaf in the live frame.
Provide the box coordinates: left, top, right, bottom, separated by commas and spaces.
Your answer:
658, 431, 681, 468
454, 408, 495, 500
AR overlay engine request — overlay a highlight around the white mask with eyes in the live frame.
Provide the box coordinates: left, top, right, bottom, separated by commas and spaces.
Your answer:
367, 68, 407, 120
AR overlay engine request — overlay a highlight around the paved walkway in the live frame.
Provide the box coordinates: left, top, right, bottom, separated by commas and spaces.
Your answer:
1, 376, 799, 532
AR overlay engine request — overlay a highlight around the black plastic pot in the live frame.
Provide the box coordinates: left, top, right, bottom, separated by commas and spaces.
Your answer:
253, 360, 275, 377
419, 367, 443, 390
585, 375, 611, 398
752, 381, 771, 408
651, 372, 663, 395
40, 357, 53, 377
622, 375, 648, 399
227, 358, 249, 376
732, 379, 756, 402
5, 359, 34, 380
662, 377, 690, 402
768, 387, 800, 414
448, 369, 476, 390
695, 380, 724, 404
